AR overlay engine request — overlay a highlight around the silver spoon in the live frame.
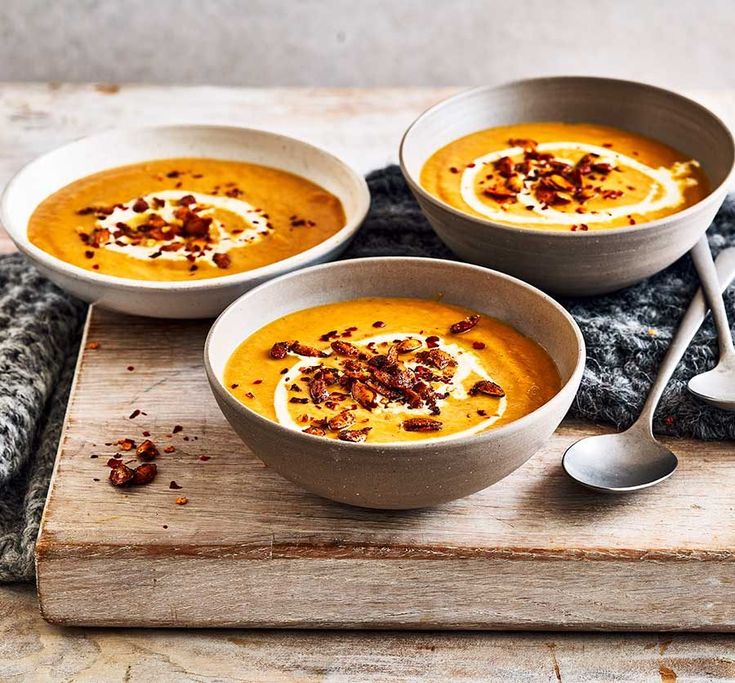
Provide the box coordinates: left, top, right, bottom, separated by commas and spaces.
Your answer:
563, 245, 735, 493
687, 237, 735, 410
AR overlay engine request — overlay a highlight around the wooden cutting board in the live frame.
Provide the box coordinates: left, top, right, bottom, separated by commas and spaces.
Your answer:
36, 307, 735, 630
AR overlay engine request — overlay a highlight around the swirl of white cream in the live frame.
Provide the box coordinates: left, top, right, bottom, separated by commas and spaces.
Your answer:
95, 190, 268, 262
460, 142, 699, 225
273, 333, 507, 444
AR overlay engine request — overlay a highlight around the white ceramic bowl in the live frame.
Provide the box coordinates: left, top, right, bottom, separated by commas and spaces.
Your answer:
1, 125, 370, 318
205, 257, 585, 509
400, 77, 735, 295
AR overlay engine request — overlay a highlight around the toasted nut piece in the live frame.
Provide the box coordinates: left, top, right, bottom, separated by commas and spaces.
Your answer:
366, 379, 403, 401
270, 340, 293, 359
416, 349, 456, 370
505, 174, 524, 193
508, 137, 537, 151
546, 174, 575, 192
328, 410, 356, 431
337, 427, 372, 443
493, 155, 514, 177
403, 417, 443, 432
331, 340, 360, 357
591, 162, 613, 175
351, 380, 377, 409
469, 380, 506, 397
291, 341, 327, 357
385, 344, 399, 366
132, 462, 157, 485
109, 464, 135, 486
404, 389, 423, 409
212, 253, 231, 269
303, 425, 326, 436
575, 188, 596, 202
175, 496, 188, 505
136, 439, 159, 461
116, 437, 136, 451
309, 377, 329, 404
395, 338, 422, 354
450, 314, 480, 335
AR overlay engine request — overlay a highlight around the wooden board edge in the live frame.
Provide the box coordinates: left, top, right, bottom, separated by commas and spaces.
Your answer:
34, 305, 94, 617
36, 554, 735, 631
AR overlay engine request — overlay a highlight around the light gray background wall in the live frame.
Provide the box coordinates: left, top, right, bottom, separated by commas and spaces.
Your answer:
0, 0, 733, 88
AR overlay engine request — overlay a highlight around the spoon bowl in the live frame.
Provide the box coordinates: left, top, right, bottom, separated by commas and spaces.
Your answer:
562, 427, 678, 493
687, 354, 735, 410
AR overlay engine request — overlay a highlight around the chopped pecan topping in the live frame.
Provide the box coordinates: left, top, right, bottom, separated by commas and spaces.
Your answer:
212, 253, 231, 269
415, 348, 456, 370
136, 439, 159, 461
337, 427, 372, 443
395, 338, 422, 354
450, 314, 480, 335
291, 341, 327, 357
308, 377, 329, 404
508, 137, 537, 151
494, 156, 515, 178
351, 380, 377, 410
270, 340, 294, 359
109, 464, 135, 487
328, 410, 355, 431
132, 462, 157, 485
303, 425, 326, 436
403, 417, 443, 432
331, 340, 360, 357
132, 197, 149, 213
469, 380, 506, 397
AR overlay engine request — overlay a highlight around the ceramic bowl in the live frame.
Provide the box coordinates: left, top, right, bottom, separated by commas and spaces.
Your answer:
1, 125, 370, 318
400, 77, 735, 296
205, 257, 585, 509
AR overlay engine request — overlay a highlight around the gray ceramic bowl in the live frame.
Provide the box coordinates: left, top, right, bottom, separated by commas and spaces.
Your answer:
400, 77, 735, 296
1, 125, 370, 318
205, 257, 585, 509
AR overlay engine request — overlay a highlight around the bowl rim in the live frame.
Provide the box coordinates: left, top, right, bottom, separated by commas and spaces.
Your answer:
204, 255, 586, 453
0, 123, 371, 291
399, 75, 735, 239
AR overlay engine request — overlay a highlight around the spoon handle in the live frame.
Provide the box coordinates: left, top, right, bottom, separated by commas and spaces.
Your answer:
636, 245, 735, 433
691, 236, 735, 359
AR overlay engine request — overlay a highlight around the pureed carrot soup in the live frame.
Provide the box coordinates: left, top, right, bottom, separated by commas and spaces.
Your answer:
28, 158, 346, 281
420, 123, 709, 231
224, 297, 561, 444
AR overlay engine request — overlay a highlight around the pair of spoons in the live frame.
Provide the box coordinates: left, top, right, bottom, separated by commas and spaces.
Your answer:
563, 237, 735, 492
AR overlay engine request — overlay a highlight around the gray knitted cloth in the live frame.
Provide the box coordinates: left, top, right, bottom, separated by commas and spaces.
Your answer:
1, 165, 734, 581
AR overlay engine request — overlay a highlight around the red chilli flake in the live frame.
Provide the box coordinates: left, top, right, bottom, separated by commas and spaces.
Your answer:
172, 425, 183, 434
372, 321, 386, 328
169, 481, 183, 490
199, 455, 211, 461
472, 341, 486, 350
127, 366, 135, 372
129, 409, 141, 419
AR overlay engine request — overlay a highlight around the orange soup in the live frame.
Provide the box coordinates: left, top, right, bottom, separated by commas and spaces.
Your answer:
421, 122, 709, 231
224, 297, 561, 444
28, 158, 346, 281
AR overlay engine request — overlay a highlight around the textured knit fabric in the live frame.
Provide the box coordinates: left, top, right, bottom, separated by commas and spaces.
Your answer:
1, 165, 734, 581
0, 254, 86, 581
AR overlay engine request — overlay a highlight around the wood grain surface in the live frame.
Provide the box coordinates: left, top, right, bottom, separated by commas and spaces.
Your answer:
35, 309, 735, 629
3, 83, 735, 674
